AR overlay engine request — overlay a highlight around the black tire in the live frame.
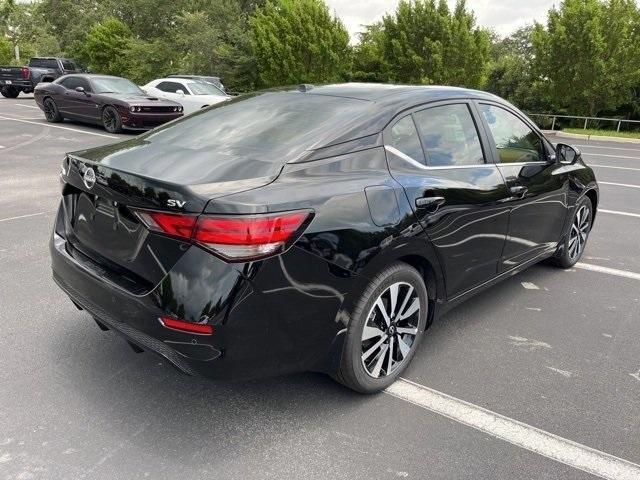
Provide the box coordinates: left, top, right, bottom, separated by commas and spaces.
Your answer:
549, 196, 593, 268
102, 106, 123, 133
1, 86, 19, 98
43, 97, 63, 122
334, 262, 428, 393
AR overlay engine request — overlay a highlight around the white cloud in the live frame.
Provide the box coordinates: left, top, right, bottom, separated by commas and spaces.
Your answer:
325, 0, 559, 42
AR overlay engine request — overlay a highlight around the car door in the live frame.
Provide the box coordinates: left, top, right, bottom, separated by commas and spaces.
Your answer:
476, 102, 569, 270
384, 101, 511, 298
74, 77, 99, 121
56, 76, 80, 116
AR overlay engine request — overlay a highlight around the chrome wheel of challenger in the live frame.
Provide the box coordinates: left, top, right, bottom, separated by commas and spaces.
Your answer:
361, 281, 420, 378
568, 204, 590, 261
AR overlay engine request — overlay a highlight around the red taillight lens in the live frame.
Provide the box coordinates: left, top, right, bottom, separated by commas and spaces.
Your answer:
135, 209, 312, 261
21, 67, 29, 79
159, 316, 213, 335
194, 211, 311, 261
135, 211, 197, 239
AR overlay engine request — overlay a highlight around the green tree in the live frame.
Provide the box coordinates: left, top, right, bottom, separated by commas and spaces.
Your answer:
81, 17, 133, 75
532, 0, 640, 116
378, 0, 490, 87
351, 23, 389, 82
0, 36, 12, 64
251, 0, 350, 87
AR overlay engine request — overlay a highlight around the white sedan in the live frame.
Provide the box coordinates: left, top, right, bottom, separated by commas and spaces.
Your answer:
142, 78, 230, 114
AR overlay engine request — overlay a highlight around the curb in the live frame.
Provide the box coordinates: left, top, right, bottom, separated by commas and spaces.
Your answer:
542, 130, 640, 145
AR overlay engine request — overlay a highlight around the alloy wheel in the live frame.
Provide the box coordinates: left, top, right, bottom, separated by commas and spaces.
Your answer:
360, 281, 421, 378
103, 108, 117, 132
568, 204, 590, 260
44, 99, 57, 121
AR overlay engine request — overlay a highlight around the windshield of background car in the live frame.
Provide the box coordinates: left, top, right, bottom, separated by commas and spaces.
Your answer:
143, 91, 373, 163
91, 77, 144, 94
188, 82, 226, 96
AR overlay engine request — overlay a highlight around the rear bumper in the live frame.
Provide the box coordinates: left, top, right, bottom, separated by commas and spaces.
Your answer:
0, 79, 32, 90
50, 206, 354, 380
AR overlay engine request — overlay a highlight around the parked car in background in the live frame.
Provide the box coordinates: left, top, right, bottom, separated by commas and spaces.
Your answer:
168, 74, 225, 91
142, 77, 230, 114
34, 74, 183, 133
0, 57, 82, 98
50, 83, 598, 393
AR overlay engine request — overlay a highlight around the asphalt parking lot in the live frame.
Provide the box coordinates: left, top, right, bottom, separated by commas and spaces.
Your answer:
1, 95, 639, 480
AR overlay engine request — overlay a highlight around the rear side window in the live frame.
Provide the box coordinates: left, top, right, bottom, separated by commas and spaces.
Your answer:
388, 116, 425, 163
61, 60, 77, 70
413, 104, 485, 167
29, 58, 59, 69
480, 104, 544, 163
156, 81, 189, 95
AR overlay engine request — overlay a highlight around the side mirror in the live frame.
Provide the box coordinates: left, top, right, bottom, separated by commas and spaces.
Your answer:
176, 89, 185, 96
556, 143, 581, 164
75, 86, 86, 95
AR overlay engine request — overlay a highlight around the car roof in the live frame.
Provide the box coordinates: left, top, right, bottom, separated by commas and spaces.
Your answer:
302, 83, 501, 103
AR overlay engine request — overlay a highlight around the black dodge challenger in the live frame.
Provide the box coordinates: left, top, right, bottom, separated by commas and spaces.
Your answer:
51, 84, 598, 392
34, 74, 183, 133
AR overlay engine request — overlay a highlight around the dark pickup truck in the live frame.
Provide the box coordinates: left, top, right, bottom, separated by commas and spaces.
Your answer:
0, 57, 82, 98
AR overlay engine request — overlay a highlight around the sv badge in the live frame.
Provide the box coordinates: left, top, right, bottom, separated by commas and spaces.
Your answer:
167, 199, 186, 208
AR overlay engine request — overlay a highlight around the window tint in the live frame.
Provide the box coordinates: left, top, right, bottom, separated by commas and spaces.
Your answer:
61, 60, 77, 70
480, 104, 544, 163
156, 81, 189, 95
388, 116, 424, 163
143, 91, 374, 164
29, 58, 59, 69
59, 76, 83, 90
413, 104, 485, 167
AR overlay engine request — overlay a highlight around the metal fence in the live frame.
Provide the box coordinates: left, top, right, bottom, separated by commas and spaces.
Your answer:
527, 113, 640, 133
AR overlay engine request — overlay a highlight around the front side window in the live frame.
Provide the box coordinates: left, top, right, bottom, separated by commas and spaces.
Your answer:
413, 104, 485, 167
388, 116, 425, 163
59, 76, 81, 90
480, 104, 544, 163
61, 60, 77, 70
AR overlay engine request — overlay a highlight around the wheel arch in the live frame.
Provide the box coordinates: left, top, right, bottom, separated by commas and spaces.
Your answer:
584, 187, 598, 222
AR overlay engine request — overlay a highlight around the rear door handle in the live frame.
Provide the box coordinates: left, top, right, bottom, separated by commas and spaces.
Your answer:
509, 185, 528, 197
416, 196, 445, 210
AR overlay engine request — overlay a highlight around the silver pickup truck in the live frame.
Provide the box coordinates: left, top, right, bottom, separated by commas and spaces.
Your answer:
0, 57, 82, 98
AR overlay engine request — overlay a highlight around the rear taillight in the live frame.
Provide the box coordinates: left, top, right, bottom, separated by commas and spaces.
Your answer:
21, 67, 29, 79
135, 210, 312, 262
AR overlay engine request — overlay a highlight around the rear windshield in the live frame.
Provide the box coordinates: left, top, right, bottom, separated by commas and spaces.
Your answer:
143, 91, 373, 162
29, 58, 59, 69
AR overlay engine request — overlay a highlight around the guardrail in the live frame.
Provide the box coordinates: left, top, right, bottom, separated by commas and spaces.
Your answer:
527, 113, 640, 133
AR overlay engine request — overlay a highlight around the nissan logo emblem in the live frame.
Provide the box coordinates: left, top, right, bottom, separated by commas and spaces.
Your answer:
83, 167, 96, 189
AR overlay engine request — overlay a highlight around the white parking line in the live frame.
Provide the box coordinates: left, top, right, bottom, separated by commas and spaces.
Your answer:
575, 263, 640, 281
591, 164, 640, 172
599, 181, 640, 189
582, 153, 640, 160
575, 144, 640, 152
387, 378, 640, 480
16, 103, 39, 109
0, 212, 46, 223
0, 115, 118, 139
600, 209, 640, 218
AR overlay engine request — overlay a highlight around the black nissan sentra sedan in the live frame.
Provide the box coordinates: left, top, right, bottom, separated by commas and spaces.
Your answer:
34, 74, 183, 133
51, 83, 598, 393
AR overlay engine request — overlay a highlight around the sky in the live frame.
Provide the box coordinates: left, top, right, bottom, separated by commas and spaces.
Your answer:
325, 0, 559, 42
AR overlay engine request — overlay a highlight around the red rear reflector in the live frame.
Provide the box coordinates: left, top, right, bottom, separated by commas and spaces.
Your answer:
159, 316, 213, 335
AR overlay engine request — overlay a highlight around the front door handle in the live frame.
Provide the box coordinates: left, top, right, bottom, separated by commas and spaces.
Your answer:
416, 196, 445, 210
509, 185, 528, 197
